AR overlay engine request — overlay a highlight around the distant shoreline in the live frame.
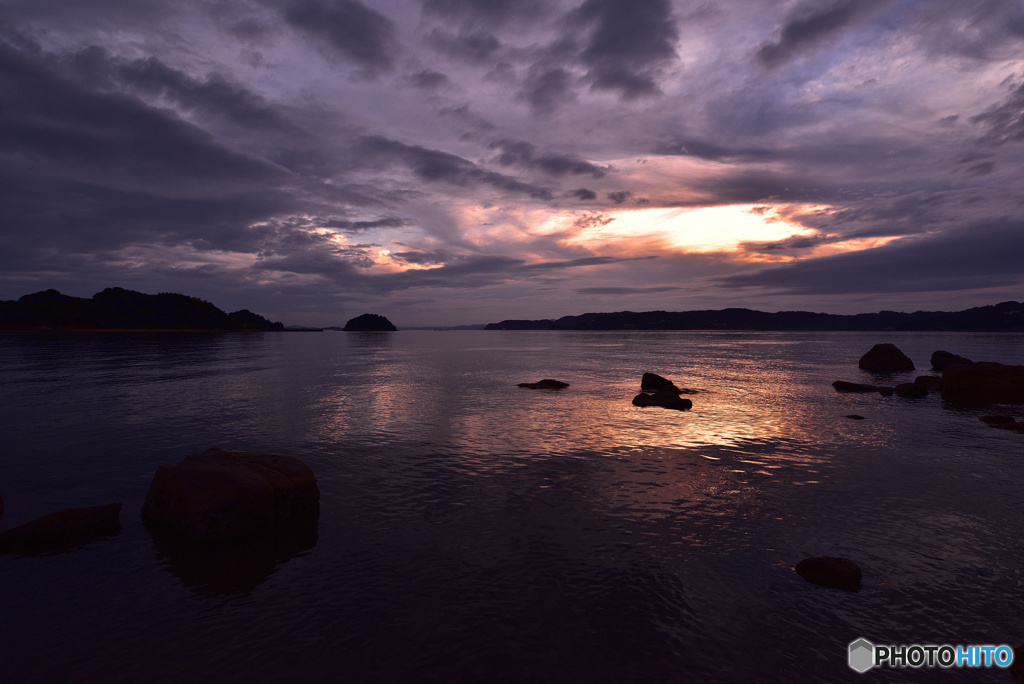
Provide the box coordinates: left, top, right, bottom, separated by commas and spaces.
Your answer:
484, 301, 1024, 332
0, 328, 283, 333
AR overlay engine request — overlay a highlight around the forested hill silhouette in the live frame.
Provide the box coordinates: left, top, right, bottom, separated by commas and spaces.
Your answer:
0, 288, 284, 331
485, 302, 1024, 332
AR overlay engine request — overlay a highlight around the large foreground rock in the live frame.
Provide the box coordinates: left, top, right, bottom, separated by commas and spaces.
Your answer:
0, 503, 121, 554
859, 344, 915, 373
142, 448, 319, 545
941, 362, 1024, 407
795, 556, 861, 592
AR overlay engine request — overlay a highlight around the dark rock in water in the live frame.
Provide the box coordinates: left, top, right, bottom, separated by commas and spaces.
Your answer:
343, 313, 397, 331
894, 383, 928, 399
832, 380, 891, 396
980, 415, 1016, 425
931, 350, 972, 371
0, 503, 121, 554
941, 362, 1024, 407
859, 343, 915, 373
517, 379, 569, 390
641, 372, 681, 394
142, 447, 320, 545
795, 556, 861, 592
913, 376, 942, 392
845, 414, 865, 420
632, 393, 692, 410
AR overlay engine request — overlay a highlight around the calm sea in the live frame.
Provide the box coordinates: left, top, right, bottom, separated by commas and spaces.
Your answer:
2, 330, 1024, 682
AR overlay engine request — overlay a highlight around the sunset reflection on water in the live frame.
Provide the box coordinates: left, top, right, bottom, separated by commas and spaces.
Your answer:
3, 330, 1024, 683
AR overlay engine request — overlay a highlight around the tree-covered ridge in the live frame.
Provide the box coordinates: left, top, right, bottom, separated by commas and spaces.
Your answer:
0, 288, 284, 331
342, 313, 397, 331
485, 302, 1024, 331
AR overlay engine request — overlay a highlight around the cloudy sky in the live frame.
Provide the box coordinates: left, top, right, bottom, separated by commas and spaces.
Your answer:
2, 0, 1023, 326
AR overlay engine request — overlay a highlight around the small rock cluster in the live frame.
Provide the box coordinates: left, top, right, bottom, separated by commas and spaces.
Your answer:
631, 372, 694, 411
834, 343, 1024, 414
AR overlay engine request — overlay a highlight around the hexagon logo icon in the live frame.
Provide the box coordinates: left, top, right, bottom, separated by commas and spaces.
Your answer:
849, 638, 875, 673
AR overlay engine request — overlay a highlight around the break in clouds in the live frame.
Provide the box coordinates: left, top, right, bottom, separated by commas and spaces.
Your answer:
0, 0, 1023, 325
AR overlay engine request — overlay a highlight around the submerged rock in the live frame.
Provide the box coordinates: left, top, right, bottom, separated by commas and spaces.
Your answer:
632, 393, 692, 410
941, 362, 1024, 407
832, 380, 893, 396
795, 556, 862, 592
142, 447, 319, 546
931, 350, 972, 371
859, 343, 915, 373
0, 503, 121, 554
913, 376, 942, 392
844, 414, 866, 420
894, 383, 928, 399
517, 379, 569, 390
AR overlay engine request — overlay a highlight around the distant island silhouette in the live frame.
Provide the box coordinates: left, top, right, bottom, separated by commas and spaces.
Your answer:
343, 313, 398, 331
485, 301, 1024, 332
0, 288, 284, 332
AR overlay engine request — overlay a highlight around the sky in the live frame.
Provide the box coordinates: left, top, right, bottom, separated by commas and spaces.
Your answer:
1, 0, 1023, 326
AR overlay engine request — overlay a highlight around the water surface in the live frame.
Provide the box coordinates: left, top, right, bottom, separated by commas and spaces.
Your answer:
1, 331, 1023, 682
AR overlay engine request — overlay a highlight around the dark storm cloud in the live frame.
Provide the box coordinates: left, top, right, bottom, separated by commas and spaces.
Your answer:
427, 28, 503, 62
517, 65, 576, 116
756, 0, 890, 67
520, 255, 655, 271
720, 220, 1024, 295
421, 0, 547, 25
323, 217, 411, 232
489, 139, 606, 178
607, 191, 632, 204
577, 286, 680, 295
652, 136, 776, 163
570, 188, 597, 200
390, 249, 453, 265
365, 254, 655, 291
570, 0, 679, 99
908, 1, 1024, 61
64, 48, 302, 134
408, 69, 451, 90
250, 249, 655, 294
970, 81, 1024, 146
0, 37, 289, 200
359, 135, 554, 199
0, 35, 309, 273
278, 0, 398, 75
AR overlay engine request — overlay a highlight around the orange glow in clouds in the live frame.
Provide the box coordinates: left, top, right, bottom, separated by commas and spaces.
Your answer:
568, 204, 815, 258
566, 204, 901, 262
